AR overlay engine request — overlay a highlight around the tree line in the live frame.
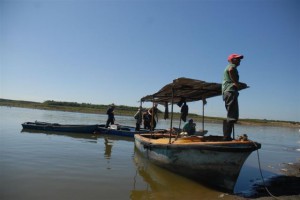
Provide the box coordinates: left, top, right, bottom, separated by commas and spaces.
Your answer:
43, 100, 149, 112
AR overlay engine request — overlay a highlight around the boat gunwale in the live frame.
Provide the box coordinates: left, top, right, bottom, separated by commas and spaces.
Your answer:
134, 134, 261, 152
22, 122, 100, 127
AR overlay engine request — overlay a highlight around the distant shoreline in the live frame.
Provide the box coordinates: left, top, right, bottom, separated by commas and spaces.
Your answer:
1, 98, 299, 128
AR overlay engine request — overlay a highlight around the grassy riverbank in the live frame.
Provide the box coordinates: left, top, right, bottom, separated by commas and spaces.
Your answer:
1, 98, 299, 128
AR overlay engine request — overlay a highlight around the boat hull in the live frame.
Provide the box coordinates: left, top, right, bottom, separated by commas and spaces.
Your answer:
22, 121, 99, 133
96, 124, 166, 137
134, 134, 261, 191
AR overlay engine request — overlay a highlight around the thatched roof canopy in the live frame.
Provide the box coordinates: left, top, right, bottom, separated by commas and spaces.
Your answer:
141, 77, 248, 104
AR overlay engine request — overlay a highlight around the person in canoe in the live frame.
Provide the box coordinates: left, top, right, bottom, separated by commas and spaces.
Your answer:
105, 103, 115, 128
183, 119, 196, 135
222, 53, 244, 140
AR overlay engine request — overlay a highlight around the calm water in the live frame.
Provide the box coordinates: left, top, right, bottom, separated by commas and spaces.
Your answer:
0, 107, 299, 200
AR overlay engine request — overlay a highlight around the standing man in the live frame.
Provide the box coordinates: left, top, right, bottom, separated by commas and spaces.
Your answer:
148, 103, 158, 131
134, 107, 143, 131
222, 53, 244, 140
105, 104, 115, 128
143, 111, 151, 130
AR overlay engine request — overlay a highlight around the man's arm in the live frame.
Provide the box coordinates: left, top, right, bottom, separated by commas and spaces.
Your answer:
228, 67, 239, 88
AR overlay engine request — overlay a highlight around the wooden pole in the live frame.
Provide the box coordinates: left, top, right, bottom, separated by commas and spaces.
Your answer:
202, 100, 205, 132
232, 123, 235, 139
169, 87, 174, 144
151, 98, 154, 131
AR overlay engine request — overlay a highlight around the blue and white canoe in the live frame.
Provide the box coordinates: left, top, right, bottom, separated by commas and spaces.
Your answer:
96, 124, 166, 137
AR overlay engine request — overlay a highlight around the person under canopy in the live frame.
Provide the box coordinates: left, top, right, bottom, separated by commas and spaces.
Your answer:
183, 119, 196, 135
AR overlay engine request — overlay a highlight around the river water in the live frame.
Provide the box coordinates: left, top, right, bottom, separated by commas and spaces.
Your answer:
0, 106, 299, 200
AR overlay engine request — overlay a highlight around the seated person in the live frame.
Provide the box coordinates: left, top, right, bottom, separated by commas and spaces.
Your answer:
183, 119, 196, 135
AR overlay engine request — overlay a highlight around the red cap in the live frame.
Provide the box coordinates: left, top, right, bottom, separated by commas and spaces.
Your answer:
228, 54, 244, 61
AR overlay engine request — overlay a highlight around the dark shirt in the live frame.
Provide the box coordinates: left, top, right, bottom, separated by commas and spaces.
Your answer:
106, 107, 114, 119
183, 122, 196, 135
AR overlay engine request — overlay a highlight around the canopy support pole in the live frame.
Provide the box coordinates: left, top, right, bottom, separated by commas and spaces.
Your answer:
232, 123, 235, 139
139, 101, 143, 132
169, 87, 174, 144
149, 97, 155, 135
202, 100, 205, 131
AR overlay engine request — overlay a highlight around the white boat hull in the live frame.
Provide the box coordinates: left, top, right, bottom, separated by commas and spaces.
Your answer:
134, 134, 261, 191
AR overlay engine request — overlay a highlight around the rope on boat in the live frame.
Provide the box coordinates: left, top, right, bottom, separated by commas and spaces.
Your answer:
253, 142, 280, 200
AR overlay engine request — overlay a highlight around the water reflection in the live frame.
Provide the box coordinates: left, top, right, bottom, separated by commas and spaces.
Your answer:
104, 138, 113, 159
20, 129, 98, 143
103, 137, 113, 170
131, 146, 222, 200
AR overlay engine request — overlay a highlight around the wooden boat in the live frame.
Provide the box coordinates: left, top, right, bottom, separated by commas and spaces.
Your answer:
22, 121, 99, 133
96, 124, 166, 137
134, 77, 261, 192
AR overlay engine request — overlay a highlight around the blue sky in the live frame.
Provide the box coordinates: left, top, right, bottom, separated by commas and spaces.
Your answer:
1, 0, 299, 122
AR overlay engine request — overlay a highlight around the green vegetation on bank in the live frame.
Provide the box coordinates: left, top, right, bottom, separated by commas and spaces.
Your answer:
0, 99, 136, 115
0, 98, 299, 128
